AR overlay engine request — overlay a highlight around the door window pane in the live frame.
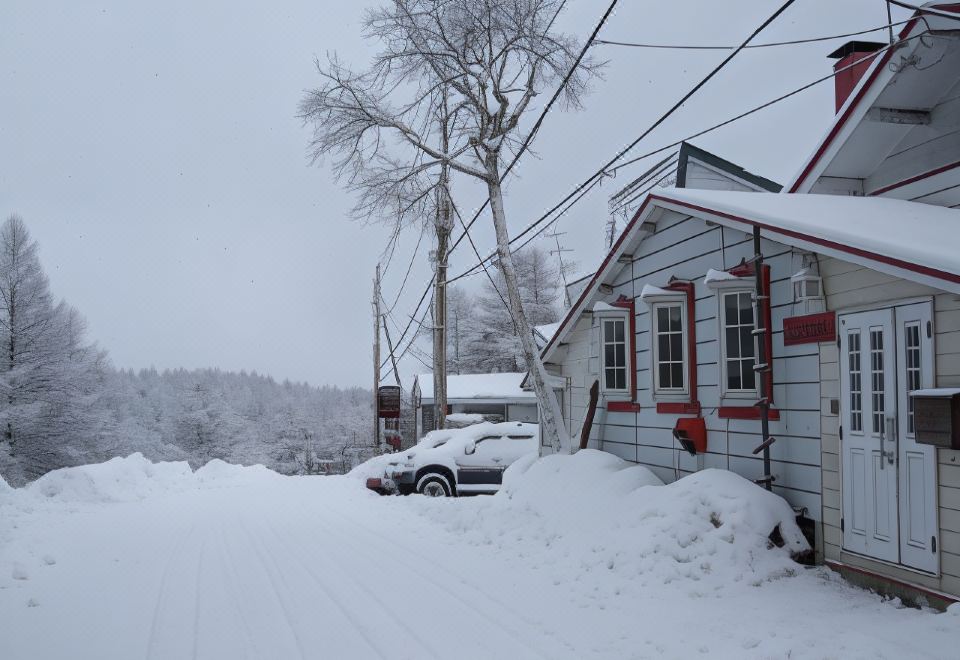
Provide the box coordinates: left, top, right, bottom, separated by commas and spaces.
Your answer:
848, 331, 862, 432
870, 328, 885, 434
905, 323, 921, 435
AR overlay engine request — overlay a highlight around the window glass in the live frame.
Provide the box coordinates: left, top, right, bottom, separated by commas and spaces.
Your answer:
602, 318, 628, 391
653, 303, 684, 392
723, 291, 756, 392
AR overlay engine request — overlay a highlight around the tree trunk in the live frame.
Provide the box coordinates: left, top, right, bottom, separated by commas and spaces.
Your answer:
485, 155, 566, 454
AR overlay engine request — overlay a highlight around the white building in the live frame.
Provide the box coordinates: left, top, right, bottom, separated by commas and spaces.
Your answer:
539, 5, 960, 608
411, 372, 539, 438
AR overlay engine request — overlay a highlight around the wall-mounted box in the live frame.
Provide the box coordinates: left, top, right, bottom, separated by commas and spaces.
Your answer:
911, 389, 960, 449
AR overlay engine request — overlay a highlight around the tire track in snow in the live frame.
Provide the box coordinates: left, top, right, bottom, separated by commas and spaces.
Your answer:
315, 498, 575, 658
235, 519, 310, 660
271, 497, 560, 659
257, 516, 443, 660
145, 522, 197, 660
213, 519, 264, 659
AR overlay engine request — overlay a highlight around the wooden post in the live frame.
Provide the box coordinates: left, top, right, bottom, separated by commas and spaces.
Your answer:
579, 380, 600, 450
373, 263, 381, 450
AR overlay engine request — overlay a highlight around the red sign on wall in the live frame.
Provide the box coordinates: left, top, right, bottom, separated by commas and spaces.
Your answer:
783, 311, 836, 346
378, 386, 401, 419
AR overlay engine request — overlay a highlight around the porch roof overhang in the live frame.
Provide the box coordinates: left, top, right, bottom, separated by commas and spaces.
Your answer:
786, 3, 960, 195
540, 188, 960, 364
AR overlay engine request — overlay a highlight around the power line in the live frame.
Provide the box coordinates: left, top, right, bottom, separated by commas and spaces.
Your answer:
447, 28, 926, 284
887, 0, 960, 23
593, 19, 911, 50
448, 0, 799, 283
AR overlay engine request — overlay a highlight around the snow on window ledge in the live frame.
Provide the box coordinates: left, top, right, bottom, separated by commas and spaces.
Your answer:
704, 268, 752, 290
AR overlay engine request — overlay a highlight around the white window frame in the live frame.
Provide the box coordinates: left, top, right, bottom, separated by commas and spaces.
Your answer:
650, 301, 689, 397
597, 312, 631, 396
718, 289, 759, 398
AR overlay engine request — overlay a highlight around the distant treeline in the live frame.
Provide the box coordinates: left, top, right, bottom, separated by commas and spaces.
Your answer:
0, 215, 371, 486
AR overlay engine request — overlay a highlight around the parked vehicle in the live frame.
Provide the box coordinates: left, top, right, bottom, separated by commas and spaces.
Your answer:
365, 422, 537, 497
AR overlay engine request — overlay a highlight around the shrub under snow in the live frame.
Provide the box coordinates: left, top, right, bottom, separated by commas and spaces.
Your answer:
416, 449, 809, 594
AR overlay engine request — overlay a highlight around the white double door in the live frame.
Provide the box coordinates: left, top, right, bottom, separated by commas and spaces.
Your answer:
839, 303, 938, 574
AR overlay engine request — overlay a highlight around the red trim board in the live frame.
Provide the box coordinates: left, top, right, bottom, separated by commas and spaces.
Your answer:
718, 406, 781, 421
868, 160, 960, 196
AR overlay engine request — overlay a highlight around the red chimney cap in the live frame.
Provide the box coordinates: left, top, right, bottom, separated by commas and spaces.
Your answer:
827, 40, 885, 60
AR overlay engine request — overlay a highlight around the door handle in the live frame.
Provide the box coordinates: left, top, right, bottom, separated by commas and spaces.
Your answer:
884, 417, 896, 465
492, 457, 502, 463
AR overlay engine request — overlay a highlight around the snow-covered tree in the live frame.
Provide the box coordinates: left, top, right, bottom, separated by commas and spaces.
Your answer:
299, 0, 599, 452
0, 216, 106, 482
461, 245, 561, 373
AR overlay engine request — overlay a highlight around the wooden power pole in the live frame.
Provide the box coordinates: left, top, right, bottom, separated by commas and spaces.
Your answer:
373, 263, 381, 450
434, 180, 450, 432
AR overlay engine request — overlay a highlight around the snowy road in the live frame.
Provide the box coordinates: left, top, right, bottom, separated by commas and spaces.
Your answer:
1, 455, 958, 659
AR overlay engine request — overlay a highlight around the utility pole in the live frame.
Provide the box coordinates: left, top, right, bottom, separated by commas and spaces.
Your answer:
544, 230, 575, 307
432, 94, 452, 432
373, 263, 381, 451
433, 179, 450, 431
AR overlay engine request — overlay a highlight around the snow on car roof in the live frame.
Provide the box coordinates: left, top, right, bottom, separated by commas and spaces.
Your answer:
417, 372, 536, 401
653, 188, 960, 289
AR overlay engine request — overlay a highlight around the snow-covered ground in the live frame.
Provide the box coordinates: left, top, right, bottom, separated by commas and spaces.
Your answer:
1, 452, 957, 659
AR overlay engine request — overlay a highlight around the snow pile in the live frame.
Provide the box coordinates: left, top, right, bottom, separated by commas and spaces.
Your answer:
16, 453, 280, 504
422, 450, 809, 595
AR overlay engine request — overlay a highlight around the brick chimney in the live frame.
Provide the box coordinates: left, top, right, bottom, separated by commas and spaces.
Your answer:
827, 41, 886, 113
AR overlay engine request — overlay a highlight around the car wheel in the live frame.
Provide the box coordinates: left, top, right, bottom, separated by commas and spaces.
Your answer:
417, 473, 452, 497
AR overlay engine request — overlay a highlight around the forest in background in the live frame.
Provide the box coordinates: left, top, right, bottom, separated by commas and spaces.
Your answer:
0, 216, 371, 486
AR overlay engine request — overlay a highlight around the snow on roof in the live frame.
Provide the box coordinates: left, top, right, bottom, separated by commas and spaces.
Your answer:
540, 187, 960, 364
534, 322, 560, 341
417, 372, 535, 402
655, 188, 960, 288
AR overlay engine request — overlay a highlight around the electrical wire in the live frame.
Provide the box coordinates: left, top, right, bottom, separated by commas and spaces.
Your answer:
446, 29, 927, 284
593, 19, 911, 50
887, 0, 960, 23
383, 225, 427, 316
447, 0, 800, 283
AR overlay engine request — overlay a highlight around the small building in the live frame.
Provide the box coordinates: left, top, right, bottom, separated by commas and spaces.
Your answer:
539, 5, 960, 607
411, 372, 539, 439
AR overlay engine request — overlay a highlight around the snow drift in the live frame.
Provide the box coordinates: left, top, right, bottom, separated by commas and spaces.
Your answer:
10, 453, 281, 504
416, 449, 809, 594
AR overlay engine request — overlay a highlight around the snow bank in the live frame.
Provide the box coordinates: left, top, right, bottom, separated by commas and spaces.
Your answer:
12, 453, 280, 504
421, 451, 809, 595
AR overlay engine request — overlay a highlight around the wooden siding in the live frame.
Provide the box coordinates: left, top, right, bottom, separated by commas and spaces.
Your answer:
819, 255, 960, 596
550, 209, 823, 521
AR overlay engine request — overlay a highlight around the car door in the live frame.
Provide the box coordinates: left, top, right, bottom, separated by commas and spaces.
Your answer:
456, 435, 513, 491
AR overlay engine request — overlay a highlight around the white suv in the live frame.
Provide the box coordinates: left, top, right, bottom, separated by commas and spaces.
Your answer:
367, 422, 537, 497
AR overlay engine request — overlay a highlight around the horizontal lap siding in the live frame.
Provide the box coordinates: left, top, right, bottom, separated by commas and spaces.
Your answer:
555, 212, 823, 521
820, 255, 960, 594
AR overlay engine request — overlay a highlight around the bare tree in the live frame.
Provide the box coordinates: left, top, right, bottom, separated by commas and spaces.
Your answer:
299, 0, 599, 452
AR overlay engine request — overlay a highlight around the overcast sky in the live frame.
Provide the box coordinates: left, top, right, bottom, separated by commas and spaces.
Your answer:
0, 1, 911, 388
